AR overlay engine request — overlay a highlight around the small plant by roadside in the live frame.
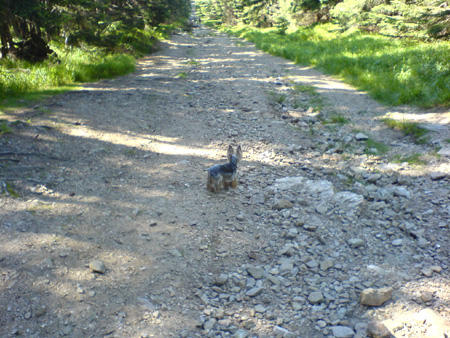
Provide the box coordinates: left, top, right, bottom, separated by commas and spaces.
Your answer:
382, 118, 429, 144
293, 84, 325, 111
177, 72, 188, 78
392, 153, 426, 165
365, 138, 390, 155
0, 121, 12, 134
268, 91, 287, 104
324, 115, 350, 124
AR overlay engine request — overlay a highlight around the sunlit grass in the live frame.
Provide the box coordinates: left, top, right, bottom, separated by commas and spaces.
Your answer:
382, 118, 429, 144
223, 24, 450, 107
0, 44, 135, 102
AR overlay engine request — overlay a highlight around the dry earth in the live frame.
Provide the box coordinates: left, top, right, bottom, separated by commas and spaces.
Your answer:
1, 24, 450, 338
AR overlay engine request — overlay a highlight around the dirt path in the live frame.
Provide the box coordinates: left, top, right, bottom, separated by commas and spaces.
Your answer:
1, 25, 450, 338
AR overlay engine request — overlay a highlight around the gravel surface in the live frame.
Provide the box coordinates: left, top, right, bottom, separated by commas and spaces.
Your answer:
1, 24, 450, 338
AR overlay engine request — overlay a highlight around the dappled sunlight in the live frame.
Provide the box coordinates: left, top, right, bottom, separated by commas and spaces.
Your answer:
60, 123, 215, 158
2, 23, 450, 338
382, 110, 450, 126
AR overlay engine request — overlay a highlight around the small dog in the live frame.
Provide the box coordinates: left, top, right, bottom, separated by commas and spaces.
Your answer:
205, 145, 242, 192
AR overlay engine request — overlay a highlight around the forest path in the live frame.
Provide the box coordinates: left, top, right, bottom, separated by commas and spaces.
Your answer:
1, 25, 450, 338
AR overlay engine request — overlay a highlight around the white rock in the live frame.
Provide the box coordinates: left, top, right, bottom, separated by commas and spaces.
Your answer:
355, 133, 369, 140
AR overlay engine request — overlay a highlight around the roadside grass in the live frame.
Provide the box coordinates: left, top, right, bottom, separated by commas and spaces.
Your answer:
392, 153, 427, 165
323, 114, 350, 124
0, 121, 12, 134
365, 138, 390, 155
0, 22, 183, 105
223, 24, 450, 107
382, 118, 429, 144
0, 45, 135, 103
268, 91, 287, 104
293, 84, 325, 110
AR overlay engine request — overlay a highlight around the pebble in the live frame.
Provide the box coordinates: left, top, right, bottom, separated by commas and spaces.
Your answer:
169, 249, 183, 257
247, 266, 264, 279
360, 287, 393, 306
355, 132, 369, 140
420, 291, 433, 302
367, 320, 391, 338
273, 325, 296, 338
437, 147, 450, 157
215, 273, 228, 286
89, 260, 106, 274
246, 286, 264, 297
308, 291, 325, 304
272, 199, 294, 210
348, 238, 365, 248
331, 325, 355, 338
391, 238, 403, 246
430, 172, 447, 180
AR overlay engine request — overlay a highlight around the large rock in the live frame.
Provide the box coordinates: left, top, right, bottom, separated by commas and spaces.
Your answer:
360, 287, 393, 306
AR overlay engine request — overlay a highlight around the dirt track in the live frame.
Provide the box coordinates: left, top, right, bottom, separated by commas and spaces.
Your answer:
1, 25, 450, 338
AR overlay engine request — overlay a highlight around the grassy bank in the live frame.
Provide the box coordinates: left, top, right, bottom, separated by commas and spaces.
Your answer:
223, 24, 450, 107
0, 24, 180, 104
0, 46, 135, 103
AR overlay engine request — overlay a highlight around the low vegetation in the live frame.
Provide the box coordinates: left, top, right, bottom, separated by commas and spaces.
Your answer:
0, 0, 191, 103
196, 0, 450, 108
382, 118, 430, 144
365, 138, 390, 155
222, 24, 450, 107
392, 153, 427, 165
1, 45, 136, 102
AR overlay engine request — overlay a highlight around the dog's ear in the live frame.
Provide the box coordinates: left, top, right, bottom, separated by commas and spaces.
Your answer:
227, 145, 234, 162
236, 145, 243, 161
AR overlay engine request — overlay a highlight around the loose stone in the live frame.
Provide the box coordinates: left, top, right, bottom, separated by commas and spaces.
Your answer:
89, 260, 106, 274
360, 287, 393, 306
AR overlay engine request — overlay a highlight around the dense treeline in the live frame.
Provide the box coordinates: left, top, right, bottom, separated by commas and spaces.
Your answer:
0, 0, 191, 61
195, 0, 450, 40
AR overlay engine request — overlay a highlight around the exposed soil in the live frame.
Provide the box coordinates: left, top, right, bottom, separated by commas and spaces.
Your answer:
1, 25, 450, 338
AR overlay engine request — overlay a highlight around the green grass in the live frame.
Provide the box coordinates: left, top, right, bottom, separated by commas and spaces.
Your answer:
329, 115, 350, 124
382, 118, 429, 144
293, 84, 325, 110
0, 121, 12, 134
268, 91, 287, 104
0, 44, 135, 103
365, 138, 390, 155
392, 153, 426, 165
223, 24, 450, 107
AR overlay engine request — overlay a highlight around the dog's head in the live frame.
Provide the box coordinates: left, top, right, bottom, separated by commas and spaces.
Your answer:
227, 145, 242, 166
